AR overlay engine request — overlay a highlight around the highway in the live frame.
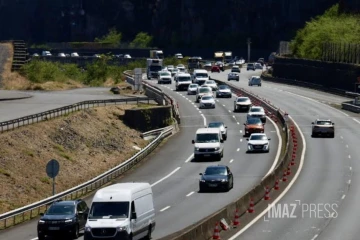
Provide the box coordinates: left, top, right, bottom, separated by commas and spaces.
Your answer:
0, 72, 280, 240
209, 69, 360, 240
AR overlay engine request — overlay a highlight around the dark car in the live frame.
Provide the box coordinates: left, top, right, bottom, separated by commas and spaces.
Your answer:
37, 199, 89, 240
244, 117, 265, 137
211, 65, 220, 73
208, 121, 227, 140
199, 165, 234, 192
247, 63, 255, 71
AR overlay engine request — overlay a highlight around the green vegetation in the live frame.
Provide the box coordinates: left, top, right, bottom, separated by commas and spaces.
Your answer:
94, 28, 122, 47
130, 32, 153, 48
290, 4, 360, 59
0, 168, 11, 177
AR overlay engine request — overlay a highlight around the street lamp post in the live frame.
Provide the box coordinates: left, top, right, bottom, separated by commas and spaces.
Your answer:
247, 38, 251, 63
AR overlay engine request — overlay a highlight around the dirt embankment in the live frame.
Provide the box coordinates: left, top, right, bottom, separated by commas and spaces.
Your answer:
0, 105, 148, 214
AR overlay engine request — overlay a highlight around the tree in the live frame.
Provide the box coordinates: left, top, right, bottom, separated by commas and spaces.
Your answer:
94, 28, 122, 46
129, 32, 153, 48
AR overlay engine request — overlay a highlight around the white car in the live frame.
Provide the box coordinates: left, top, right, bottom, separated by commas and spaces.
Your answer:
235, 59, 245, 65
255, 62, 262, 69
204, 62, 212, 67
58, 53, 66, 57
196, 86, 213, 102
204, 80, 218, 90
249, 76, 262, 86
171, 68, 179, 77
247, 106, 266, 123
246, 133, 271, 153
175, 73, 192, 91
177, 66, 186, 73
175, 53, 183, 59
234, 97, 252, 112
216, 85, 232, 98
158, 71, 172, 84
71, 52, 79, 57
187, 84, 199, 95
124, 54, 132, 58
167, 65, 174, 72
199, 95, 216, 109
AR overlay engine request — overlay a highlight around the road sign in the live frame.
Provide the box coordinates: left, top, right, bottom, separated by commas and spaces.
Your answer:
46, 159, 59, 178
46, 159, 59, 196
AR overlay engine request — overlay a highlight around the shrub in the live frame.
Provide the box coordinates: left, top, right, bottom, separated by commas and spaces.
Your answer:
129, 32, 153, 48
94, 28, 122, 47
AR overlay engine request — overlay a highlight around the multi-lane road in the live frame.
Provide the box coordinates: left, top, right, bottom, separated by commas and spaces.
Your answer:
0, 71, 280, 240
208, 69, 360, 240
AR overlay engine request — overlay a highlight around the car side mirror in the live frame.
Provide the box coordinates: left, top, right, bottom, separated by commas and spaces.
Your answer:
220, 139, 224, 143
131, 212, 137, 220
246, 138, 249, 141
268, 138, 271, 140
192, 140, 195, 144
199, 173, 203, 175
243, 123, 246, 126
332, 123, 335, 125
225, 126, 227, 128
84, 213, 88, 219
311, 122, 314, 124
39, 213, 44, 216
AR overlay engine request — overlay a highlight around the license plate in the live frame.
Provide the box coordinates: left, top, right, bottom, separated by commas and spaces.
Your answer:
48, 227, 60, 230
209, 184, 217, 187
204, 154, 211, 157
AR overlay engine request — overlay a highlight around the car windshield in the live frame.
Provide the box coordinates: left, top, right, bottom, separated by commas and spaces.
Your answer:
316, 121, 332, 125
89, 202, 129, 219
196, 133, 219, 143
199, 88, 211, 93
160, 72, 170, 76
219, 85, 229, 90
167, 65, 174, 68
205, 81, 215, 84
247, 64, 254, 66
208, 122, 223, 128
149, 66, 162, 71
250, 135, 267, 140
205, 167, 226, 175
189, 84, 198, 88
232, 67, 239, 69
195, 73, 208, 77
46, 204, 75, 215
250, 108, 263, 112
247, 118, 263, 125
237, 98, 249, 102
202, 96, 213, 101
178, 76, 191, 81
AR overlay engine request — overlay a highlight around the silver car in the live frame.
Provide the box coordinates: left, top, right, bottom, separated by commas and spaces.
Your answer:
204, 80, 218, 90
199, 95, 216, 109
228, 72, 239, 81
187, 84, 199, 95
208, 122, 228, 140
234, 97, 252, 112
311, 119, 335, 138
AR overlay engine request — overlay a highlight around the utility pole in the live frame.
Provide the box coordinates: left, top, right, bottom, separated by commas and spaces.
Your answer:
247, 38, 251, 63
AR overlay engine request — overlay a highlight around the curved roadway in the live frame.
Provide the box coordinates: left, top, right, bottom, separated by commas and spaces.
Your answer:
0, 75, 280, 239
209, 69, 360, 240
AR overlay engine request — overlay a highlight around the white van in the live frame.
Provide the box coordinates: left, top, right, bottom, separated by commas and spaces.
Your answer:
191, 128, 224, 161
84, 183, 155, 240
193, 69, 209, 85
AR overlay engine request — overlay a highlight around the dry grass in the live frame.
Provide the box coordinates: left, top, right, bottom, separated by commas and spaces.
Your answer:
0, 105, 148, 214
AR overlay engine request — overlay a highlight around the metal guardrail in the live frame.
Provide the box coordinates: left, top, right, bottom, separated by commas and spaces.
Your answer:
0, 126, 174, 229
342, 101, 360, 113
0, 97, 152, 133
141, 126, 174, 138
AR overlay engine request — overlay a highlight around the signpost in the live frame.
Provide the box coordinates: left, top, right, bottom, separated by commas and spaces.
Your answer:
247, 38, 251, 63
134, 68, 143, 91
46, 159, 60, 196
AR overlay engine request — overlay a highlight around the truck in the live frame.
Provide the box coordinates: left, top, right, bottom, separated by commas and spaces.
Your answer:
150, 50, 164, 59
188, 57, 202, 71
147, 58, 163, 79
224, 51, 232, 63
268, 52, 276, 66
214, 51, 224, 62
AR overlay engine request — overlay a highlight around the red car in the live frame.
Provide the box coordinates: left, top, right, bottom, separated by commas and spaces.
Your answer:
211, 65, 220, 73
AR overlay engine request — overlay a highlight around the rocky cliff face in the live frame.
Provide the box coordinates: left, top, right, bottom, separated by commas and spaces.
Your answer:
0, 0, 339, 49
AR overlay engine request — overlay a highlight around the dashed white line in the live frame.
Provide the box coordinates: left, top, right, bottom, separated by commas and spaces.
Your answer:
186, 191, 195, 197
340, 136, 343, 139
311, 234, 318, 240
237, 148, 240, 151
229, 159, 234, 163
216, 100, 219, 102
232, 115, 236, 118
151, 167, 181, 187
346, 145, 348, 148
199, 111, 202, 113
341, 194, 346, 200
349, 166, 352, 171
237, 122, 240, 125
228, 110, 231, 113
353, 118, 360, 124
348, 180, 351, 184
240, 130, 243, 133
223, 104, 226, 107
185, 154, 194, 163
160, 206, 171, 212
348, 155, 351, 159
240, 139, 243, 142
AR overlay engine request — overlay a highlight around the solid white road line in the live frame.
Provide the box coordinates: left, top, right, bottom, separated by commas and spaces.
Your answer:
311, 234, 318, 240
261, 116, 282, 180
201, 114, 207, 126
349, 166, 352, 171
353, 118, 360, 124
160, 206, 171, 212
228, 115, 306, 240
237, 148, 240, 151
348, 180, 351, 184
341, 194, 346, 200
348, 155, 351, 159
240, 139, 243, 142
30, 238, 38, 240
151, 167, 181, 187
185, 154, 194, 163
186, 191, 195, 197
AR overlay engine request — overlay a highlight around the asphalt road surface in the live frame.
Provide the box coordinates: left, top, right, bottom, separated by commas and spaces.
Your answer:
209, 69, 360, 240
0, 73, 280, 240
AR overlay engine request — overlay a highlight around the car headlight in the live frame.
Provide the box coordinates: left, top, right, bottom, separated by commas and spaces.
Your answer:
214, 147, 220, 151
116, 226, 127, 231
248, 144, 252, 149
65, 219, 73, 223
38, 220, 45, 224
195, 147, 200, 151
221, 179, 228, 182
85, 226, 91, 232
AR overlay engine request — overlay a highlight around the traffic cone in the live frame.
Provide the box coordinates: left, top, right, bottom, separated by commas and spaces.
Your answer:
233, 209, 240, 227
264, 186, 270, 200
291, 158, 296, 166
282, 171, 287, 182
287, 164, 291, 175
274, 179, 280, 190
213, 222, 221, 239
248, 199, 255, 213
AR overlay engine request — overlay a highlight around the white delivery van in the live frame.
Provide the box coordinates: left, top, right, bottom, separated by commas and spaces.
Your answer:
192, 69, 209, 85
192, 128, 224, 161
84, 183, 155, 240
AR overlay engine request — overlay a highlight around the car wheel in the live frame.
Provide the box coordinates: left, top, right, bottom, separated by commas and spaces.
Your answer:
237, 79, 239, 81
38, 234, 45, 240
231, 179, 234, 189
259, 84, 261, 86
199, 186, 204, 193
72, 225, 79, 239
144, 225, 152, 240
331, 133, 335, 138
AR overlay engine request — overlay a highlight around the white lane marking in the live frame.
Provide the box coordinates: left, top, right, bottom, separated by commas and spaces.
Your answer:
199, 111, 202, 113
346, 145, 348, 148
349, 166, 352, 171
151, 167, 181, 187
186, 191, 195, 197
201, 114, 207, 126
240, 139, 243, 142
228, 115, 306, 240
233, 115, 236, 118
185, 154, 194, 163
229, 110, 232, 113
341, 194, 346, 200
340, 136, 343, 139
237, 122, 240, 125
261, 116, 282, 180
30, 238, 38, 240
237, 148, 240, 151
353, 118, 360, 124
216, 100, 219, 102
348, 155, 351, 159
230, 159, 234, 163
160, 206, 171, 212
223, 104, 226, 107
311, 235, 318, 240
348, 180, 352, 184
240, 130, 243, 133
283, 90, 349, 117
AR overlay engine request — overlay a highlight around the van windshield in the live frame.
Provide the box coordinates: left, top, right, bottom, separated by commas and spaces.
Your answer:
195, 73, 208, 78
178, 76, 191, 82
196, 133, 219, 143
88, 202, 129, 219
149, 66, 162, 71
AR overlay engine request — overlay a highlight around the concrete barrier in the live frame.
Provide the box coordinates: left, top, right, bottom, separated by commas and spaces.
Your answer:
342, 100, 360, 113
158, 80, 303, 240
